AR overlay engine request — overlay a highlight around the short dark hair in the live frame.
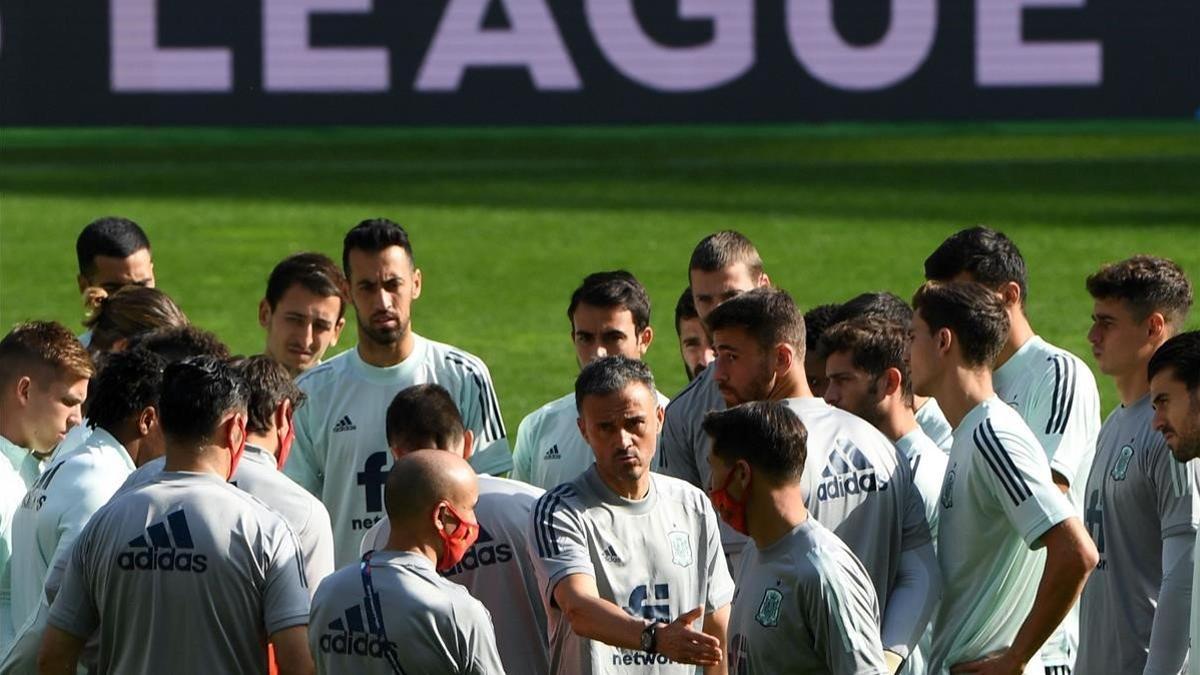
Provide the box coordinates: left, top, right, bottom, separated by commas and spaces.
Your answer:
158, 356, 248, 444
567, 270, 651, 333
83, 286, 188, 353
575, 356, 656, 412
674, 287, 699, 336
76, 217, 151, 279
688, 231, 764, 278
702, 401, 807, 483
233, 356, 305, 436
912, 281, 1010, 368
706, 287, 806, 357
925, 226, 1029, 305
1086, 255, 1193, 327
265, 252, 349, 319
834, 291, 913, 326
819, 317, 914, 404
87, 349, 166, 432
1148, 331, 1200, 392
342, 219, 414, 279
128, 325, 231, 364
803, 303, 842, 353
0, 321, 94, 385
385, 384, 466, 452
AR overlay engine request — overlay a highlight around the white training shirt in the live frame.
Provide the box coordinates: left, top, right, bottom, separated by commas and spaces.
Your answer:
513, 390, 670, 491
310, 550, 506, 675
930, 397, 1074, 674
285, 337, 509, 567
0, 434, 41, 652
531, 466, 735, 674
361, 475, 550, 675
9, 428, 134, 632
992, 336, 1100, 668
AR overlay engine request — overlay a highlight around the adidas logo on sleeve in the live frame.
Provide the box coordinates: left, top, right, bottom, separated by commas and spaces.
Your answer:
117, 510, 208, 573
320, 604, 399, 658
543, 445, 561, 461
332, 416, 357, 433
601, 544, 622, 564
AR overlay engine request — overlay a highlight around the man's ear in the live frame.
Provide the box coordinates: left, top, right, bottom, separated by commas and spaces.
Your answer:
756, 273, 771, 289
331, 317, 346, 346
638, 326, 654, 356
274, 398, 294, 442
137, 406, 158, 437
882, 368, 903, 397
773, 342, 795, 375
258, 299, 271, 328
14, 376, 32, 406
999, 281, 1023, 309
461, 429, 475, 462
1147, 312, 1167, 342
411, 268, 423, 300
936, 328, 954, 356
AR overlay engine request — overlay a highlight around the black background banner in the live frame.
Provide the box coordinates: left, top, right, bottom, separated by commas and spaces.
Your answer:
2, 0, 1197, 125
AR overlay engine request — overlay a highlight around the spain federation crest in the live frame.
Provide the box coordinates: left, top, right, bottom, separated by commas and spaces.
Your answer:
755, 589, 783, 628
668, 531, 693, 567
1110, 444, 1134, 481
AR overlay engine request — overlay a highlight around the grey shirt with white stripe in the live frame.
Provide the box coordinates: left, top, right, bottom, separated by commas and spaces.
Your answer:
49, 472, 310, 675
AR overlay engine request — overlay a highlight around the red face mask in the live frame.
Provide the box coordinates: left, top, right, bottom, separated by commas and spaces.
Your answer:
435, 501, 480, 572
709, 466, 751, 535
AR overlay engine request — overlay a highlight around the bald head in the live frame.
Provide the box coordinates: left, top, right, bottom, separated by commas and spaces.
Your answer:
384, 450, 478, 526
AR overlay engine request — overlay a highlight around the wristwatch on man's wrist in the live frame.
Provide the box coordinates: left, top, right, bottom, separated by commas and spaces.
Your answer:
639, 621, 659, 654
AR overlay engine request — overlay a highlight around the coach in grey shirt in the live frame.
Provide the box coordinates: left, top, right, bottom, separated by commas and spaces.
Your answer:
39, 356, 313, 675
310, 450, 504, 675
531, 356, 734, 674
120, 356, 336, 595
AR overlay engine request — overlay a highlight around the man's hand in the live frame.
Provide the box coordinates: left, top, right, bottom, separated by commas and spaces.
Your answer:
655, 607, 723, 667
949, 650, 1025, 675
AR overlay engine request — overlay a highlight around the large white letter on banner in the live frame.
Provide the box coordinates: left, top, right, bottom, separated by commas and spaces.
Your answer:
585, 0, 753, 92
786, 0, 936, 91
264, 0, 388, 92
977, 0, 1100, 86
416, 0, 580, 91
111, 0, 231, 92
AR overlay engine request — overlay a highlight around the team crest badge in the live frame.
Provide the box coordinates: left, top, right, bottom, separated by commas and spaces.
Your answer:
940, 467, 956, 509
755, 589, 783, 628
1110, 445, 1134, 481
668, 531, 693, 567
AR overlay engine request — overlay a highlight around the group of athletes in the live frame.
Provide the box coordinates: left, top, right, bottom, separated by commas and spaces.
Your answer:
0, 217, 1197, 675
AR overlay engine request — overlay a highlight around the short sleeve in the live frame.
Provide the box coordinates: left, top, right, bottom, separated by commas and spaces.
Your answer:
659, 398, 703, 487
511, 411, 539, 484
262, 520, 311, 635
528, 488, 593, 604
1027, 355, 1100, 488
805, 547, 889, 675
893, 454, 933, 552
701, 498, 735, 612
299, 501, 336, 595
454, 359, 511, 476
1150, 440, 1200, 539
463, 600, 507, 675
973, 419, 1073, 548
283, 390, 325, 497
53, 460, 127, 568
45, 522, 99, 639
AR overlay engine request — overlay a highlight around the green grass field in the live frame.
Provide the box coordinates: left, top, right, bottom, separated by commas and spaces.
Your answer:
2, 122, 1199, 434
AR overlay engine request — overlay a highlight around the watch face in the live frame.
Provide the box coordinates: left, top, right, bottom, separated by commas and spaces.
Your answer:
640, 624, 655, 652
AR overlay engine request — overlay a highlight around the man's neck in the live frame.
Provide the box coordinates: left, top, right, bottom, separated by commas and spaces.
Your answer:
357, 329, 416, 368
603, 473, 651, 500
875, 402, 918, 444
385, 536, 438, 566
245, 434, 278, 458
767, 368, 812, 401
0, 415, 32, 452
994, 311, 1035, 370
749, 485, 808, 550
162, 445, 225, 476
934, 367, 995, 429
1113, 363, 1151, 407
